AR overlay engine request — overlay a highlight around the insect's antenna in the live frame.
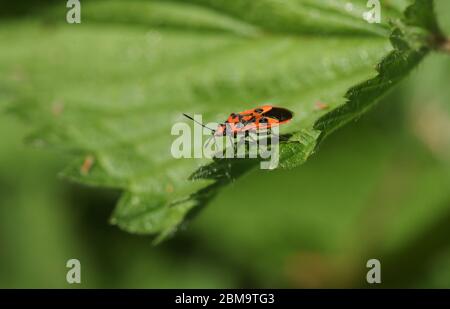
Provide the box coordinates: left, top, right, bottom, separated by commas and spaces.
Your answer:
182, 113, 216, 133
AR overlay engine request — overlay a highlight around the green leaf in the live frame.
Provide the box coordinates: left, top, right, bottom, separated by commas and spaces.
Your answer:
0, 0, 443, 242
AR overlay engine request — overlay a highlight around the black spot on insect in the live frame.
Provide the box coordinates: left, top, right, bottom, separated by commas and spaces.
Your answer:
243, 117, 256, 125
254, 108, 263, 113
259, 117, 268, 123
263, 107, 293, 122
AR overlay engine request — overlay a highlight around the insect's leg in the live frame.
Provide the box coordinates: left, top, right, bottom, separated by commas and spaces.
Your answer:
247, 129, 257, 143
204, 135, 215, 148
269, 129, 288, 142
221, 131, 235, 157
233, 131, 240, 153
241, 131, 251, 146
227, 134, 234, 146
247, 129, 260, 158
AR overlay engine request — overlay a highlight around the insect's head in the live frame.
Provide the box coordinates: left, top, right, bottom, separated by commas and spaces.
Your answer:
214, 123, 227, 136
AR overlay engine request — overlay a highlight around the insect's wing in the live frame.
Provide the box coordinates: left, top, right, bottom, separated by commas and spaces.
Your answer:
262, 107, 293, 123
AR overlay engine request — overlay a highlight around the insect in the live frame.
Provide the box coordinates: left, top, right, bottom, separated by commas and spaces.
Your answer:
183, 105, 293, 145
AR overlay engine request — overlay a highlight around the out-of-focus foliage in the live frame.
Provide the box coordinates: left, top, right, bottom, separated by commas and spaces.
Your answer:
0, 0, 449, 288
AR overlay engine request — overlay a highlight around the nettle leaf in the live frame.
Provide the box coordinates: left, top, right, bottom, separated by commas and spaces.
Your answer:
0, 0, 443, 243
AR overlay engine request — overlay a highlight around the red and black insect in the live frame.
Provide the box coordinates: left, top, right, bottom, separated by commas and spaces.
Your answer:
183, 105, 293, 144
183, 105, 293, 135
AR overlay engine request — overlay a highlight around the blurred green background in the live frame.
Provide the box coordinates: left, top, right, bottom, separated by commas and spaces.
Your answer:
0, 0, 449, 288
